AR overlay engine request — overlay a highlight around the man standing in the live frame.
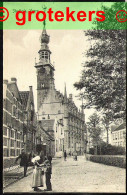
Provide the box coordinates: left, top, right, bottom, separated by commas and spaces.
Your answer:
64, 150, 67, 161
15, 149, 28, 177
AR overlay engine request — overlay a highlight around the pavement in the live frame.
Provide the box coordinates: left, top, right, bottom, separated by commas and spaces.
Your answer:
3, 166, 33, 188
3, 156, 126, 193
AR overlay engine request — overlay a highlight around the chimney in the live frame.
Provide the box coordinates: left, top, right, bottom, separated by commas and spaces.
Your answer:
11, 78, 17, 83
69, 94, 73, 101
29, 86, 32, 91
3, 80, 8, 85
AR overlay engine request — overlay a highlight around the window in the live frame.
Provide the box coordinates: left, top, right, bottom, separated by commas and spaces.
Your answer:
17, 141, 20, 148
56, 140, 58, 152
16, 149, 20, 156
3, 148, 9, 157
3, 137, 7, 146
10, 149, 15, 156
115, 133, 117, 140
10, 140, 15, 147
68, 137, 70, 148
3, 127, 7, 136
17, 133, 20, 140
45, 52, 48, 59
56, 126, 57, 133
42, 51, 45, 59
61, 128, 63, 135
41, 51, 49, 60
11, 130, 14, 138
58, 110, 61, 114
12, 105, 15, 116
118, 132, 119, 140
120, 131, 123, 139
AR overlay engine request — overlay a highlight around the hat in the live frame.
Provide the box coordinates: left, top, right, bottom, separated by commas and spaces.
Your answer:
32, 156, 40, 163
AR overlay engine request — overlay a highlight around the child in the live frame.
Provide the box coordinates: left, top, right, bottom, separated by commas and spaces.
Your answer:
44, 159, 52, 191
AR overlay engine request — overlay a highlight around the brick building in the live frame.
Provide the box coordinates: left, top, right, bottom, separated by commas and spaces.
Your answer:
3, 78, 24, 168
3, 78, 37, 168
35, 26, 86, 156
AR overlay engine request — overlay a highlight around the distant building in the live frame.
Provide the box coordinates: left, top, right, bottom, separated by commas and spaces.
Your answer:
37, 121, 55, 157
35, 27, 86, 156
111, 123, 126, 148
3, 78, 24, 168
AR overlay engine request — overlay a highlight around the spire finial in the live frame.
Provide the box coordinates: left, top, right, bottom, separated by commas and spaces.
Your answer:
42, 5, 47, 30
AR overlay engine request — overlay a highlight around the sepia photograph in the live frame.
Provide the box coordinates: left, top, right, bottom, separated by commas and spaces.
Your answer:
2, 2, 126, 193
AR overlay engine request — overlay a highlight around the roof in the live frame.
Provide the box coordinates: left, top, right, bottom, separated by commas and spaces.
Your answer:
113, 123, 126, 132
19, 91, 29, 110
41, 120, 55, 130
111, 125, 118, 132
41, 126, 55, 141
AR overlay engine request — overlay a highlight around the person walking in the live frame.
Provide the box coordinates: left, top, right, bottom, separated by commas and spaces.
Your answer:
15, 149, 28, 177
64, 150, 67, 161
31, 152, 44, 191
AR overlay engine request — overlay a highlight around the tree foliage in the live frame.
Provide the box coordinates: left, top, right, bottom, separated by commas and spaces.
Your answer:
87, 113, 102, 148
74, 2, 126, 121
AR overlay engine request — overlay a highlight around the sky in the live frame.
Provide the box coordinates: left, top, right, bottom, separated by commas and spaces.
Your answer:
3, 30, 95, 122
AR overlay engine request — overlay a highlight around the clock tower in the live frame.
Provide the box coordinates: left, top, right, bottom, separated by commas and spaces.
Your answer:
35, 23, 55, 110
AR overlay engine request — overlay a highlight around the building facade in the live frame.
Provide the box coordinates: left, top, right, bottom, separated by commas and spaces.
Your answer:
111, 123, 126, 148
35, 27, 86, 156
3, 78, 24, 168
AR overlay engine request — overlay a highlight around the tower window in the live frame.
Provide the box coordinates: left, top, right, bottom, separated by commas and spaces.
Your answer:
41, 51, 49, 60
45, 52, 48, 59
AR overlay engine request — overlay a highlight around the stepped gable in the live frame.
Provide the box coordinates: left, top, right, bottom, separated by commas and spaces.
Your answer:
19, 91, 29, 110
7, 78, 22, 102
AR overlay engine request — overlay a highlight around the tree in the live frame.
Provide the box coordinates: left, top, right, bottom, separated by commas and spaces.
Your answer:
87, 113, 102, 155
74, 2, 126, 122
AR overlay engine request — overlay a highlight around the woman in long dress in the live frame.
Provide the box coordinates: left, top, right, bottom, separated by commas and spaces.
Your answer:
31, 152, 44, 191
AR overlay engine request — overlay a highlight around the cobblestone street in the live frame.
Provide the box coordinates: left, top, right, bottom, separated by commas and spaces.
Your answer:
4, 156, 126, 193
